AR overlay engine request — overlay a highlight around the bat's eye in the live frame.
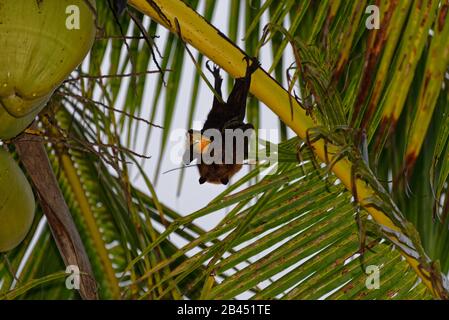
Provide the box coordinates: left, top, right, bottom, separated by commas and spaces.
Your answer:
199, 177, 207, 184
220, 178, 229, 185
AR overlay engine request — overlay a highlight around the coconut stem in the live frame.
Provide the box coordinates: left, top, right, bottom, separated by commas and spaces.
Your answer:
14, 123, 98, 300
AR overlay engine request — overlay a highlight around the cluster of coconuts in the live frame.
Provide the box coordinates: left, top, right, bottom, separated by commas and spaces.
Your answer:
0, 0, 96, 252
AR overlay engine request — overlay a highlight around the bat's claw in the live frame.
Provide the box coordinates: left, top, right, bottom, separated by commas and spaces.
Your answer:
242, 56, 260, 75
206, 60, 221, 79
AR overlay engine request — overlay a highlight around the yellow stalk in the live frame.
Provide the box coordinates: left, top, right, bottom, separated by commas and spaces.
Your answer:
128, 0, 444, 298
60, 153, 121, 299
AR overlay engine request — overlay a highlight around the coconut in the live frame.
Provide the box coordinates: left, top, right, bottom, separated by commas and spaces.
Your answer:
0, 148, 35, 252
0, 0, 96, 139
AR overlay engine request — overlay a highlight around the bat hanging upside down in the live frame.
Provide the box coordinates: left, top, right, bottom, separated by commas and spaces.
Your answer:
184, 57, 260, 185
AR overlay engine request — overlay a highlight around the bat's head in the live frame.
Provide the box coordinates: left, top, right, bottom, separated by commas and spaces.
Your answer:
197, 163, 243, 185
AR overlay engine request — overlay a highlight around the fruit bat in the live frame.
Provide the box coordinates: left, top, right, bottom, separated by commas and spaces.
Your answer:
184, 57, 260, 185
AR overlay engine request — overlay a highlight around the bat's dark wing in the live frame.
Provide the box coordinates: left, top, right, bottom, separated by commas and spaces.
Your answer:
225, 57, 260, 125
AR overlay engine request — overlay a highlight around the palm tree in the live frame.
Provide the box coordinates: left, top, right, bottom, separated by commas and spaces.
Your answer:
1, 0, 449, 300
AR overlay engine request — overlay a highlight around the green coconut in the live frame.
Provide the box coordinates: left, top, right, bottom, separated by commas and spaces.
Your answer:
0, 0, 96, 139
0, 148, 35, 252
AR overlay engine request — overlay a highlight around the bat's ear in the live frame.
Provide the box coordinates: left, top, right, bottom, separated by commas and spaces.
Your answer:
220, 178, 229, 185
199, 177, 207, 184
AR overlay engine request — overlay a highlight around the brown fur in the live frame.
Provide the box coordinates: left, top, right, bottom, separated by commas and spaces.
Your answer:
197, 163, 243, 185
